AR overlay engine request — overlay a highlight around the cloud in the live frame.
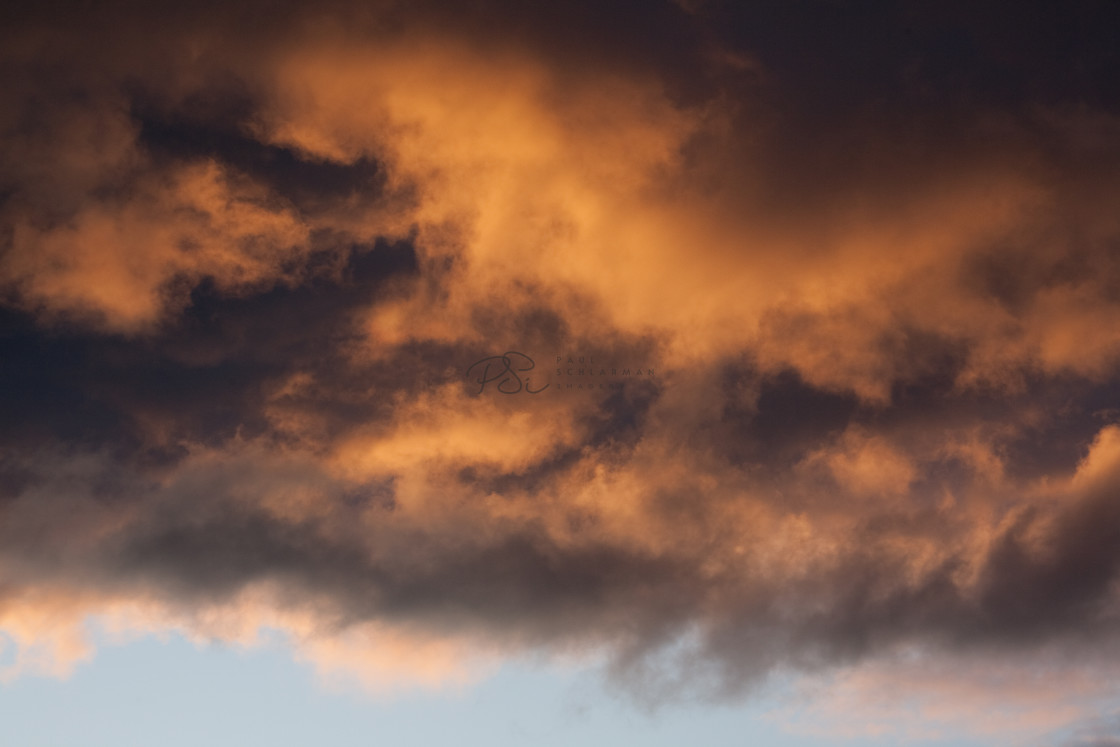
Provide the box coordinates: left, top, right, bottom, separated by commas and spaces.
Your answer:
2, 1, 1120, 742
774, 645, 1120, 744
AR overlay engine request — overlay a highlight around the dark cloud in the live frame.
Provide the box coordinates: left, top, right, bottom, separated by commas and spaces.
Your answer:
2, 0, 1120, 742
0, 236, 420, 454
134, 101, 386, 217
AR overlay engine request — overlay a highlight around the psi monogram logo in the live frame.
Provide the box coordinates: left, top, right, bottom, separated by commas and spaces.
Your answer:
466, 352, 549, 394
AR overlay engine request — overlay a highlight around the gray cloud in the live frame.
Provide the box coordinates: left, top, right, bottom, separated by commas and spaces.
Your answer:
3, 1, 1120, 742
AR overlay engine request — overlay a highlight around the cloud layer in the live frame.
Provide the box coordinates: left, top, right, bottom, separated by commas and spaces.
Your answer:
3, 1, 1120, 741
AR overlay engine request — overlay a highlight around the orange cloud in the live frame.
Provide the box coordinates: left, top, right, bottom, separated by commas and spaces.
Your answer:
3, 4, 1120, 742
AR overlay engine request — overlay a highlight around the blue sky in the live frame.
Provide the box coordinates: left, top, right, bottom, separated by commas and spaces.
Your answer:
0, 631, 1001, 747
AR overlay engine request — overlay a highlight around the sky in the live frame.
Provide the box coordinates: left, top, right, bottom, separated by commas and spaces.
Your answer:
2, 1, 1120, 744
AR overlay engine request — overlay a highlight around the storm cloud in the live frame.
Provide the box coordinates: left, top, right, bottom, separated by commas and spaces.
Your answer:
3, 0, 1120, 741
